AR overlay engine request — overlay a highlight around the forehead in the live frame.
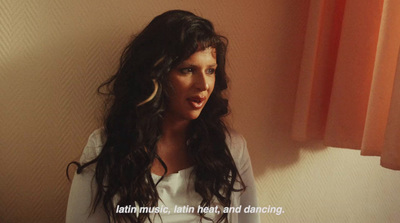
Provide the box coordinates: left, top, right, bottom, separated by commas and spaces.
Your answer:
181, 47, 217, 64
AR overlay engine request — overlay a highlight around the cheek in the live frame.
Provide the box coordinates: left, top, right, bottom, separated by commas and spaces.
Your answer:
209, 77, 216, 92
169, 78, 189, 98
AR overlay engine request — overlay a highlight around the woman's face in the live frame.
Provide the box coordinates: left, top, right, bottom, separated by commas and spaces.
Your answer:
166, 47, 217, 122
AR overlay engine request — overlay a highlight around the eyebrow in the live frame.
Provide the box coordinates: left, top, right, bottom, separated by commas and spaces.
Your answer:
179, 63, 218, 67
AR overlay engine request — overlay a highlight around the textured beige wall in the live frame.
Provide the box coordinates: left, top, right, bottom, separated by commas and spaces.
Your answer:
1, 0, 399, 222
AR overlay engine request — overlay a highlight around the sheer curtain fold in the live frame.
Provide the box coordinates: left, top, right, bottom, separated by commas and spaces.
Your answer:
292, 0, 400, 170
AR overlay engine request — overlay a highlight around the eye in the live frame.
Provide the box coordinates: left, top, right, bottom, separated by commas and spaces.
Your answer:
179, 67, 194, 74
206, 68, 216, 75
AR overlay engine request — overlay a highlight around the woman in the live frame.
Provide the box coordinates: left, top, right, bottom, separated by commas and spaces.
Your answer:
66, 10, 260, 223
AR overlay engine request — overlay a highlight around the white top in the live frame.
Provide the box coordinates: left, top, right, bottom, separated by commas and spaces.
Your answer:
66, 129, 260, 223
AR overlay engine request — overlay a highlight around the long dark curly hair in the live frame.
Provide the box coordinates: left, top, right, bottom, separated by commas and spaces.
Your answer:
68, 10, 245, 223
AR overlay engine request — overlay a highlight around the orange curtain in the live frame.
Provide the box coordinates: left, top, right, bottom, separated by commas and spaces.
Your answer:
292, 0, 400, 170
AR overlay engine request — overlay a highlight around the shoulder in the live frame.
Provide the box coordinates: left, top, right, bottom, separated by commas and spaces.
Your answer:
79, 127, 249, 166
79, 128, 106, 164
225, 128, 248, 167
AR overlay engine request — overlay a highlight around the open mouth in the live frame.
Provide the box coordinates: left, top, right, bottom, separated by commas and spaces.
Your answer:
191, 98, 202, 103
187, 96, 206, 109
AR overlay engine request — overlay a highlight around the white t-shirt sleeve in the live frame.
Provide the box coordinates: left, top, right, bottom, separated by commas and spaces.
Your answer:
66, 130, 109, 223
228, 131, 261, 223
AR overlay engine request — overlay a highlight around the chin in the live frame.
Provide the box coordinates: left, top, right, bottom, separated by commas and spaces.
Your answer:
184, 111, 202, 120
187, 114, 201, 120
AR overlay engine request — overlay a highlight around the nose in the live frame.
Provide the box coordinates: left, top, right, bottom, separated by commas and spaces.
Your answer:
194, 71, 210, 91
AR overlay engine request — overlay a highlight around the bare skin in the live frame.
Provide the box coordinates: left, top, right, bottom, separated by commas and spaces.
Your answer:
151, 115, 192, 176
151, 48, 216, 176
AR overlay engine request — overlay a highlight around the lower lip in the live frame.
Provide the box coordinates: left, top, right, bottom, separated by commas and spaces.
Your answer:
187, 99, 205, 109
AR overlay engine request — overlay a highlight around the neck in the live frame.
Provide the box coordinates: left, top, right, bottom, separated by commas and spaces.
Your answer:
160, 113, 190, 150
152, 114, 193, 175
